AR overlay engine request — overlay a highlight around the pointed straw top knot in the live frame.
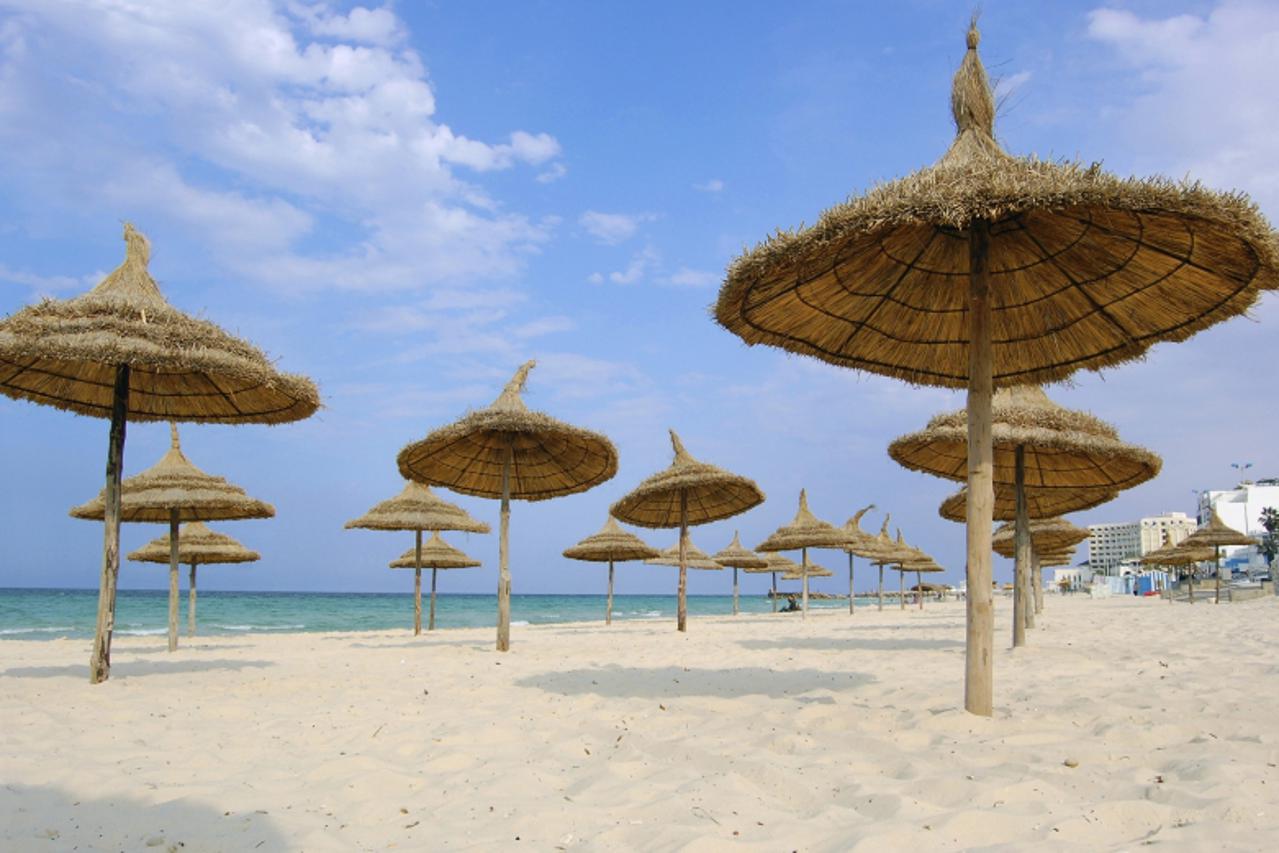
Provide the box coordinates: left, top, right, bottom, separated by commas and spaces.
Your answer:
123, 222, 150, 266
670, 429, 694, 465
951, 18, 995, 139
169, 421, 181, 450
492, 360, 535, 412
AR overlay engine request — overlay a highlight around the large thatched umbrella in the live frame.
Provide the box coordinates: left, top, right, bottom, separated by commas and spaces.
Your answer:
127, 522, 259, 637
397, 361, 617, 651
346, 481, 489, 635
756, 490, 850, 619
841, 504, 878, 614
612, 430, 763, 631
389, 533, 481, 624
564, 517, 659, 624
891, 385, 1159, 648
71, 423, 273, 653
744, 553, 799, 612
713, 21, 1277, 715
0, 224, 318, 682
712, 532, 768, 616
1179, 509, 1259, 604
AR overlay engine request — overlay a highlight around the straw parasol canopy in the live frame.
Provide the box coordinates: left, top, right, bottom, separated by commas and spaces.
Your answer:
1179, 509, 1258, 603
397, 360, 617, 651
128, 521, 259, 639
646, 540, 724, 571
389, 533, 482, 570
0, 224, 319, 683
713, 531, 769, 617
346, 480, 488, 635
746, 552, 798, 611
840, 504, 878, 615
756, 489, 850, 618
612, 430, 763, 631
564, 517, 659, 625
712, 20, 1277, 716
71, 424, 274, 523
991, 518, 1089, 559
129, 522, 260, 566
783, 561, 833, 579
889, 386, 1161, 491
940, 484, 1117, 523
71, 423, 273, 654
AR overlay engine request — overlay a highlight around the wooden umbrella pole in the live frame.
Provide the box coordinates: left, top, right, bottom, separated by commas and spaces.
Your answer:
965, 219, 995, 717
878, 565, 884, 611
607, 560, 614, 625
497, 441, 513, 651
168, 508, 180, 653
1025, 546, 1038, 629
899, 567, 905, 611
1012, 445, 1029, 648
733, 567, 740, 616
429, 567, 438, 630
90, 363, 129, 685
771, 572, 777, 612
188, 564, 197, 637
801, 547, 809, 620
413, 529, 423, 636
1214, 546, 1222, 604
918, 570, 924, 610
677, 490, 688, 632
849, 553, 855, 615
1032, 551, 1044, 616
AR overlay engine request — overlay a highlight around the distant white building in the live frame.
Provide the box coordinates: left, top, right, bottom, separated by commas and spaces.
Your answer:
1088, 511, 1200, 576
1197, 479, 1279, 571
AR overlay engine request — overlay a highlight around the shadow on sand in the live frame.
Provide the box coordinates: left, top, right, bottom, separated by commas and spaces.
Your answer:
1, 783, 289, 850
2, 658, 274, 679
515, 665, 874, 700
737, 636, 963, 653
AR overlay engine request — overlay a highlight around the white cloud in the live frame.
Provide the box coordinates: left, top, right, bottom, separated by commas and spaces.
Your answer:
535, 162, 567, 184
1086, 2, 1279, 217
662, 267, 720, 289
0, 264, 100, 297
693, 178, 724, 193
586, 271, 604, 285
0, 0, 565, 292
577, 210, 656, 245
608, 246, 659, 285
994, 70, 1032, 100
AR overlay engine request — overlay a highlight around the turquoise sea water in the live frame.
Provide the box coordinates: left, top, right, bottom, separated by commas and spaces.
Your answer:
0, 588, 868, 640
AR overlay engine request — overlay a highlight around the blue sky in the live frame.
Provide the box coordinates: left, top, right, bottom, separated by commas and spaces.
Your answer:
1, 0, 1275, 596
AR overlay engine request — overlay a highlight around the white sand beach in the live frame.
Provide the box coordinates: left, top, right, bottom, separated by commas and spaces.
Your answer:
4, 595, 1278, 851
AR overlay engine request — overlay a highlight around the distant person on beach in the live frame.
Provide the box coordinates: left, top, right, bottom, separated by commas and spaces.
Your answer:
781, 595, 800, 613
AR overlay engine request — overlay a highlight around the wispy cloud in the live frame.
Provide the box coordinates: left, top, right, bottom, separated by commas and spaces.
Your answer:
693, 178, 725, 193
661, 267, 720, 289
605, 246, 660, 285
577, 210, 657, 245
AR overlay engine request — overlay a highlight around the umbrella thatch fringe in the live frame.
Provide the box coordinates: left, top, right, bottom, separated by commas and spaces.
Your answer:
129, 522, 259, 565
389, 532, 481, 569
564, 517, 659, 563
346, 481, 489, 534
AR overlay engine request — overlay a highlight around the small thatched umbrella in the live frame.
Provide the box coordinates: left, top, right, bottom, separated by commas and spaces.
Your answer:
861, 516, 901, 611
389, 534, 481, 623
891, 385, 1159, 648
891, 531, 943, 610
782, 560, 833, 580
939, 484, 1117, 524
346, 481, 489, 635
1142, 542, 1217, 603
612, 430, 763, 631
0, 224, 318, 682
713, 21, 1276, 715
128, 522, 259, 637
841, 504, 878, 614
756, 490, 851, 619
1179, 509, 1259, 604
397, 361, 617, 651
564, 517, 659, 624
646, 540, 724, 571
993, 516, 1090, 624
71, 424, 273, 653
712, 532, 768, 616
744, 553, 799, 612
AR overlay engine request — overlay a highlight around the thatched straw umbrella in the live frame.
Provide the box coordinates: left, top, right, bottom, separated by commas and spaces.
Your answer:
841, 504, 878, 614
1142, 542, 1217, 604
783, 560, 833, 580
1179, 509, 1259, 604
612, 430, 763, 631
992, 516, 1090, 624
0, 224, 318, 683
389, 533, 481, 623
564, 517, 659, 624
646, 540, 724, 574
744, 553, 799, 612
756, 490, 851, 619
346, 481, 489, 635
127, 522, 259, 637
891, 531, 942, 610
712, 532, 769, 616
71, 424, 273, 653
862, 517, 902, 612
397, 361, 617, 651
713, 21, 1277, 715
891, 385, 1159, 648
939, 484, 1116, 524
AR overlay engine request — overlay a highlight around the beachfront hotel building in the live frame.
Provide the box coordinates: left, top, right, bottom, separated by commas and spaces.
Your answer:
1197, 478, 1279, 570
1087, 512, 1197, 576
